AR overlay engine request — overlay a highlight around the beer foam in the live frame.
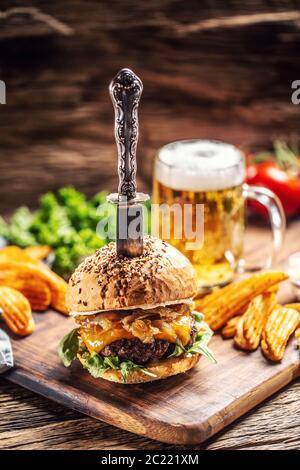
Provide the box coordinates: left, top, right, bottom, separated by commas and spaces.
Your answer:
156, 140, 245, 191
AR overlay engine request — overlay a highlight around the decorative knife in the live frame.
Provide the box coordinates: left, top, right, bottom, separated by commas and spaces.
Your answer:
108, 68, 149, 257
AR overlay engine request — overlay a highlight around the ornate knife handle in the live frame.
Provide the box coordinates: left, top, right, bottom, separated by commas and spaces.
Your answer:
109, 68, 143, 201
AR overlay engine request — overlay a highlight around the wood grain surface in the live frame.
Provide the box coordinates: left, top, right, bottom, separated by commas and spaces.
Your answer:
1, 377, 299, 450
1, 1, 300, 212
3, 311, 299, 446
1, 222, 300, 447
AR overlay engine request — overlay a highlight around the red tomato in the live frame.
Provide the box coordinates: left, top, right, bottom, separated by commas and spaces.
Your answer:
246, 161, 300, 218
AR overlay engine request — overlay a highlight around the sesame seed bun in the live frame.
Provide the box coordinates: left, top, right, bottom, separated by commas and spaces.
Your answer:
77, 350, 200, 384
66, 236, 198, 314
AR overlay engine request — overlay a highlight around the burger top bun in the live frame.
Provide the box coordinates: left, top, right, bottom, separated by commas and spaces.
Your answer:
66, 236, 198, 314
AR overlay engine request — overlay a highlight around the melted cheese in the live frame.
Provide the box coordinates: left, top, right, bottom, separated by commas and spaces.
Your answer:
79, 307, 192, 354
80, 325, 133, 354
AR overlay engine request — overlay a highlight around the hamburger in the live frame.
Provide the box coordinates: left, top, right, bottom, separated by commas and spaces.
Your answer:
58, 236, 214, 383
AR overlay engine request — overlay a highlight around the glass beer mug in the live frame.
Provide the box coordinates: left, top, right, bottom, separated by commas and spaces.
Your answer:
153, 140, 286, 290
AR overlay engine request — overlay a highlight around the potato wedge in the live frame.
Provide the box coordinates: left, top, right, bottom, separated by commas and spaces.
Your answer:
0, 261, 68, 315
0, 246, 38, 264
261, 306, 300, 362
284, 303, 300, 313
24, 245, 52, 261
196, 271, 288, 331
0, 286, 34, 336
234, 292, 276, 351
0, 271, 51, 311
221, 316, 242, 339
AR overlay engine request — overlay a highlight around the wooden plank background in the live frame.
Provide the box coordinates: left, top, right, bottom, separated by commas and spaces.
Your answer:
0, 0, 300, 213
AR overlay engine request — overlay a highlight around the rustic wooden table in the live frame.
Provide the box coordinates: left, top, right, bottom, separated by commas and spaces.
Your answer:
1, 378, 299, 450
1, 222, 300, 450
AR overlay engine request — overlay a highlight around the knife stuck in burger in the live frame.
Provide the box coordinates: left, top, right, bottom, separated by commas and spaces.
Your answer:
58, 69, 214, 383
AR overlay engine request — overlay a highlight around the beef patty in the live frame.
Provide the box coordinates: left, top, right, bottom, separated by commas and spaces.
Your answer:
101, 338, 170, 364
101, 320, 197, 365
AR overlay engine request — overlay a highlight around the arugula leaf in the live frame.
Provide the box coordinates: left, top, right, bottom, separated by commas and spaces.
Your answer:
77, 351, 156, 383
167, 338, 186, 358
192, 311, 204, 323
119, 360, 157, 382
82, 355, 140, 382
186, 325, 216, 362
195, 330, 213, 345
120, 360, 139, 382
187, 341, 216, 363
167, 323, 216, 363
103, 356, 120, 369
58, 328, 80, 367
81, 352, 108, 378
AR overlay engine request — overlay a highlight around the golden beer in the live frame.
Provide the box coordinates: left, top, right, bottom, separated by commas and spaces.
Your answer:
153, 181, 245, 287
153, 140, 285, 289
153, 140, 246, 288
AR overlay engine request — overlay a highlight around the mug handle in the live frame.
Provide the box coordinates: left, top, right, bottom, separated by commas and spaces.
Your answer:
238, 184, 286, 272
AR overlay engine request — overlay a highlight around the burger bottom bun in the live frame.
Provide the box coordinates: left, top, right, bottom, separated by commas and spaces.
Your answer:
77, 352, 200, 384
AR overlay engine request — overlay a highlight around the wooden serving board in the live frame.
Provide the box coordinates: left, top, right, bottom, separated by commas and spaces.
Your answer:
4, 303, 299, 445
3, 223, 300, 445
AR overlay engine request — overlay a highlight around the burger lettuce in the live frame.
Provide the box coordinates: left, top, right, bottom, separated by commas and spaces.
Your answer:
80, 352, 157, 382
58, 328, 80, 367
